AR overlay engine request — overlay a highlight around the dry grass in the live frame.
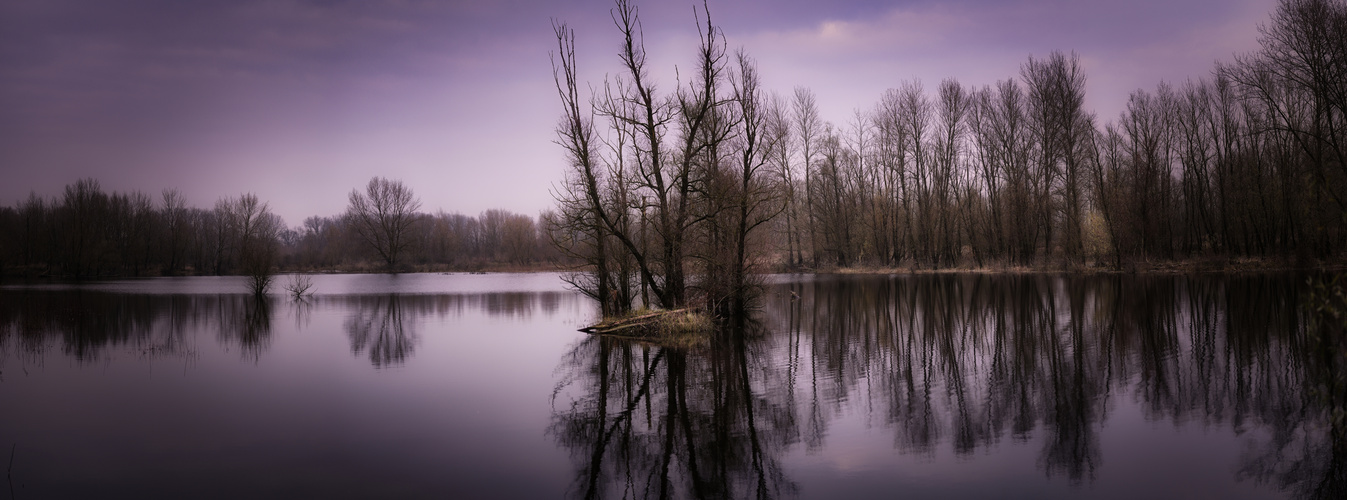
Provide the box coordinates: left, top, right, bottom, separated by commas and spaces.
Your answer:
657, 310, 713, 333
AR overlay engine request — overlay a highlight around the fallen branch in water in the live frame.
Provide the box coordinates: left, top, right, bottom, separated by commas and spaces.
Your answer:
580, 308, 691, 334
579, 309, 713, 348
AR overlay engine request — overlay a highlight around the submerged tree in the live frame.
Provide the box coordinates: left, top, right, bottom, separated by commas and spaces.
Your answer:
550, 0, 779, 318
217, 193, 283, 296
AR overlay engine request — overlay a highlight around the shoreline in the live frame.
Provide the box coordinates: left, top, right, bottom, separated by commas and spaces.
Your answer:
778, 256, 1347, 276
5, 257, 1345, 281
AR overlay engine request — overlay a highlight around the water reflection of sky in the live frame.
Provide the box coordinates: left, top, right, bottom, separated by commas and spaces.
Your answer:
0, 272, 574, 295
0, 275, 592, 499
0, 273, 1340, 499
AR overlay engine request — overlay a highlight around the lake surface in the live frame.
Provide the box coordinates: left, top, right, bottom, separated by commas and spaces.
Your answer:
1, 272, 1342, 499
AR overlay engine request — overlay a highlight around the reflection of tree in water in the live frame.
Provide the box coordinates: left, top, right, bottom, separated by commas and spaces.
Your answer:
0, 289, 577, 372
335, 291, 578, 368
550, 324, 799, 499
0, 291, 209, 363
335, 292, 571, 320
0, 292, 288, 364
552, 274, 1346, 497
217, 296, 273, 361
344, 294, 418, 368
1235, 275, 1346, 500
290, 296, 314, 330
754, 273, 1341, 496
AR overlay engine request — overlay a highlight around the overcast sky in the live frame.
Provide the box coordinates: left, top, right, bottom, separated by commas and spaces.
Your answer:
0, 0, 1278, 227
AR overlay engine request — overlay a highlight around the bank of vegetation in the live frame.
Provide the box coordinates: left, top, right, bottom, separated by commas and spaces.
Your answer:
547, 0, 1347, 319
0, 177, 565, 281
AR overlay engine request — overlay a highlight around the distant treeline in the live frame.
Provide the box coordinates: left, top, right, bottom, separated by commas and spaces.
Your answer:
0, 177, 563, 279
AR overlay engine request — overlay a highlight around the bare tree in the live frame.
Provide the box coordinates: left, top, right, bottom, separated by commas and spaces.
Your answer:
62, 178, 109, 279
1230, 0, 1347, 211
724, 50, 784, 316
899, 80, 933, 266
500, 212, 539, 264
766, 94, 800, 267
161, 189, 188, 275
875, 87, 913, 264
548, 19, 623, 315
992, 79, 1036, 263
284, 273, 315, 299
1023, 51, 1090, 263
793, 87, 822, 266
346, 177, 422, 272
550, 0, 734, 312
216, 193, 282, 296
14, 193, 49, 272
934, 78, 970, 266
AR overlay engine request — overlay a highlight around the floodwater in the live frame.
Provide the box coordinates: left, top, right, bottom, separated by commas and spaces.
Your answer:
0, 272, 1341, 499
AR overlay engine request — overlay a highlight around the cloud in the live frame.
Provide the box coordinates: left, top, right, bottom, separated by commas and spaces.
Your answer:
778, 8, 971, 54
727, 0, 1277, 123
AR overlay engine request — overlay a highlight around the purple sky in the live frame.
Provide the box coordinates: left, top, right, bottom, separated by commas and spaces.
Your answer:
0, 0, 1277, 227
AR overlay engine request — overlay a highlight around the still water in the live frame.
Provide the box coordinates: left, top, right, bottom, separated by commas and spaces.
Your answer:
0, 272, 1341, 499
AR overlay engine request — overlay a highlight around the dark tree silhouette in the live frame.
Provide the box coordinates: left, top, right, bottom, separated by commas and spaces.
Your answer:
346, 177, 422, 272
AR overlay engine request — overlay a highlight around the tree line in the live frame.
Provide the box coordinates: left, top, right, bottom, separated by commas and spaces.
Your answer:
549, 0, 1347, 316
0, 177, 563, 280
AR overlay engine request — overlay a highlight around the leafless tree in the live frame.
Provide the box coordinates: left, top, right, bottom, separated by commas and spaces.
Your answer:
722, 50, 784, 316
161, 189, 188, 275
934, 78, 970, 266
992, 79, 1036, 263
766, 93, 801, 267
284, 273, 315, 299
550, 0, 736, 313
500, 212, 539, 264
346, 177, 422, 272
874, 87, 913, 264
1023, 51, 1090, 263
793, 87, 822, 266
62, 178, 109, 279
899, 81, 934, 266
216, 193, 282, 296
1230, 0, 1347, 209
548, 19, 625, 315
